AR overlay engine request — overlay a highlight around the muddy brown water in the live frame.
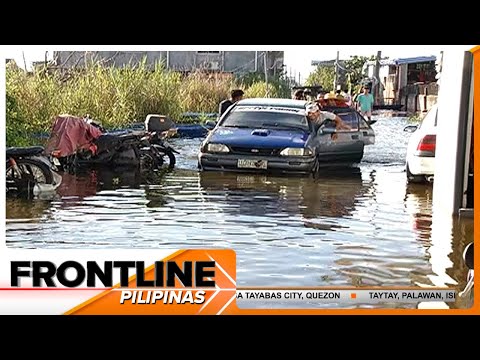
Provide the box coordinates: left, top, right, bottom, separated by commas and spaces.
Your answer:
5, 115, 473, 309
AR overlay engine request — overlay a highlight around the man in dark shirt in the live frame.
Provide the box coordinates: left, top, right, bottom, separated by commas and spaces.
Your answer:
218, 89, 244, 117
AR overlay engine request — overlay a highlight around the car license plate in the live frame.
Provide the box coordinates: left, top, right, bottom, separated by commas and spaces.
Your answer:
237, 159, 267, 169
52, 157, 61, 166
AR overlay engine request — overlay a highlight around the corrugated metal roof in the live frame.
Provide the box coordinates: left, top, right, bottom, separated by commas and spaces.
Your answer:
311, 59, 346, 66
395, 56, 436, 64
366, 56, 437, 66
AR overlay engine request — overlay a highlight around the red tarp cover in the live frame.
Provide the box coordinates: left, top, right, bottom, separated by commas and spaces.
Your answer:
45, 115, 103, 157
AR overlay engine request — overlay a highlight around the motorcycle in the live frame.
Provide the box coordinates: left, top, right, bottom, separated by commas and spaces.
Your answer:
459, 242, 474, 307
140, 130, 178, 170
87, 115, 178, 170
46, 115, 172, 173
6, 146, 62, 197
55, 131, 148, 171
143, 114, 179, 169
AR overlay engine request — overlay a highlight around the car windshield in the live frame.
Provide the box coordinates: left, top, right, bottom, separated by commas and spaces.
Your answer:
221, 107, 309, 131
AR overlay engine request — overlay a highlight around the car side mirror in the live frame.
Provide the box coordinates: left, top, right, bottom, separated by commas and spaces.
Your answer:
403, 125, 418, 133
205, 120, 217, 129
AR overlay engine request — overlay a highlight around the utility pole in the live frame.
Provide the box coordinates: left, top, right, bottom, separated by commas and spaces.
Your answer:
264, 52, 269, 97
374, 51, 382, 105
334, 51, 339, 91
22, 51, 28, 71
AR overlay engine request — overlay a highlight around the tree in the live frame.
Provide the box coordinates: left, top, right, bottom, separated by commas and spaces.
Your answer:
305, 66, 335, 91
343, 55, 377, 91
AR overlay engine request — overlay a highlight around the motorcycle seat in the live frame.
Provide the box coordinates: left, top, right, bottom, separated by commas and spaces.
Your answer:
118, 131, 145, 140
6, 146, 45, 157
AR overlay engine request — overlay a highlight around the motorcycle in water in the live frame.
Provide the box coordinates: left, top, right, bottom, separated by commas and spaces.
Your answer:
87, 115, 178, 170
143, 114, 179, 169
45, 115, 171, 173
6, 146, 62, 197
139, 130, 178, 170
459, 242, 474, 307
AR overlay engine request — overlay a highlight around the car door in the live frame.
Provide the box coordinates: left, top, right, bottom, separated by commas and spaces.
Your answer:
357, 112, 376, 145
313, 109, 365, 164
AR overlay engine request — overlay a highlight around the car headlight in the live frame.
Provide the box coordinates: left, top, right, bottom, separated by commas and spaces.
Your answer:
280, 147, 313, 156
205, 143, 230, 153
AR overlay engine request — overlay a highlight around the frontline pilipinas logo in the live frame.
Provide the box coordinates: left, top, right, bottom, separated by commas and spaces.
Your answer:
7, 250, 237, 315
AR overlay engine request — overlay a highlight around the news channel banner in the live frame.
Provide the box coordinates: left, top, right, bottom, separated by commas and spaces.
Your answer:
0, 249, 462, 314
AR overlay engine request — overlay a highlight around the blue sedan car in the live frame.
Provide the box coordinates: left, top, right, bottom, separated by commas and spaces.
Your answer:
198, 98, 375, 174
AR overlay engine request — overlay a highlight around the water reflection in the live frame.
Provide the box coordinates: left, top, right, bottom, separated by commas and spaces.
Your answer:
404, 183, 433, 245
198, 168, 373, 227
58, 167, 144, 196
4, 120, 474, 308
6, 197, 52, 222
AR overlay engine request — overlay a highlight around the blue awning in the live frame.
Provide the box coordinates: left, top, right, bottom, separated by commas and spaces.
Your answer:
366, 56, 437, 67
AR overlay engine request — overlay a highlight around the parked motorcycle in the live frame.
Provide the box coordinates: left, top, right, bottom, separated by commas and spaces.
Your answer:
460, 242, 474, 305
56, 131, 147, 171
46, 115, 171, 173
140, 130, 178, 170
143, 114, 179, 169
6, 146, 62, 197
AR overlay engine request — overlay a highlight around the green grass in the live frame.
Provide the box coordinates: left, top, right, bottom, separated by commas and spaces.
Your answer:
6, 60, 290, 146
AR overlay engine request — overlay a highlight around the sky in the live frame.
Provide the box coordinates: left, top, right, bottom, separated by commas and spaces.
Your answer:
2, 45, 473, 83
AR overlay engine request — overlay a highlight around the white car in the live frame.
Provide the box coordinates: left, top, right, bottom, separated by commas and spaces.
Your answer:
404, 104, 437, 184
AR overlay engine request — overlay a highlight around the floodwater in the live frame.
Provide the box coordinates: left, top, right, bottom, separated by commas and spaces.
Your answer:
5, 114, 474, 309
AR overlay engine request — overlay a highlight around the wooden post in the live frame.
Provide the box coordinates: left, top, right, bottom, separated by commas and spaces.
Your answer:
22, 51, 27, 71
374, 51, 381, 105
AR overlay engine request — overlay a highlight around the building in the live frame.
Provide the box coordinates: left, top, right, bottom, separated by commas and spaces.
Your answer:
51, 51, 284, 76
433, 48, 474, 218
364, 56, 438, 111
5, 58, 21, 70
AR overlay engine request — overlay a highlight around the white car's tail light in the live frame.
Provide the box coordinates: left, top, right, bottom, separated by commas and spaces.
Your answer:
416, 135, 436, 156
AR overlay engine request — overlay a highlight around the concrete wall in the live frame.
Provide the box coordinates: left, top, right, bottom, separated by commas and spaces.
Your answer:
398, 64, 408, 91
224, 51, 257, 73
417, 95, 427, 112
407, 94, 417, 113
167, 51, 196, 71
53, 51, 283, 75
405, 94, 437, 113
55, 51, 168, 68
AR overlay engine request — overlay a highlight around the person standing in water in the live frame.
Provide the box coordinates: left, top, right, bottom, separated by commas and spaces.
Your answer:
356, 86, 374, 122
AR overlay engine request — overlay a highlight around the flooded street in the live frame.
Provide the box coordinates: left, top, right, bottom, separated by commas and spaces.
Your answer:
5, 115, 474, 309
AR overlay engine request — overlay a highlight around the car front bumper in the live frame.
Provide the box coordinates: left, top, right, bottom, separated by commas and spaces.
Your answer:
198, 153, 316, 174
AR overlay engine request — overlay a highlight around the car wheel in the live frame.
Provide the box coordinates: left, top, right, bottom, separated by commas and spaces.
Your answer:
406, 163, 425, 184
